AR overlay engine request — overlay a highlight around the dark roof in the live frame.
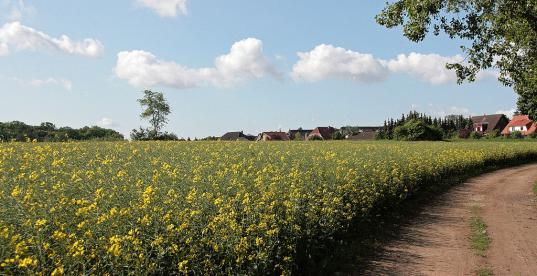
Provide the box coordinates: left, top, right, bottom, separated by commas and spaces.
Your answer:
220, 131, 255, 141
347, 131, 377, 140
258, 132, 290, 141
288, 129, 313, 138
471, 114, 508, 130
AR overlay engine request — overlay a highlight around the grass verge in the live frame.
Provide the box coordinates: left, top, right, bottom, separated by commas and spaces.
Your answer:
476, 267, 493, 276
533, 181, 537, 197
469, 212, 491, 256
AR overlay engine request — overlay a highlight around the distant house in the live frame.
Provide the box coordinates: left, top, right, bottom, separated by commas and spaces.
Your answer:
471, 114, 509, 133
256, 132, 290, 141
220, 131, 256, 141
346, 131, 378, 140
501, 115, 537, 136
307, 127, 338, 140
288, 129, 313, 140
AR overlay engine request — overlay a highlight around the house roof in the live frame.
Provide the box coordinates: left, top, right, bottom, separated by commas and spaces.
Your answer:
309, 127, 338, 139
259, 132, 290, 141
471, 114, 507, 129
501, 115, 537, 135
347, 131, 377, 140
220, 131, 255, 141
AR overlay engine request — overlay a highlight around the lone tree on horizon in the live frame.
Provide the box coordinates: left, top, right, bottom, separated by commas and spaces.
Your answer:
138, 89, 171, 134
131, 90, 177, 141
376, 0, 537, 118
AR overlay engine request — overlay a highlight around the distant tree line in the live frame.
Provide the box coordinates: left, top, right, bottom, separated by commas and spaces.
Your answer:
377, 111, 473, 141
0, 121, 124, 142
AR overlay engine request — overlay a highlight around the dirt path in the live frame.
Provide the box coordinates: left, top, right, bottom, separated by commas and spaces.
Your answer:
359, 163, 537, 276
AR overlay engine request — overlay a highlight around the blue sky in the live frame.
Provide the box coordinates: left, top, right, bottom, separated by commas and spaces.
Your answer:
0, 0, 517, 138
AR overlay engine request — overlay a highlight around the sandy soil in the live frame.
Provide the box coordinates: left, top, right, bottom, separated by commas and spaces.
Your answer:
359, 163, 537, 276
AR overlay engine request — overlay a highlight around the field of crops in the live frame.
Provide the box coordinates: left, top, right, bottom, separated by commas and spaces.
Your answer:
1, 141, 537, 274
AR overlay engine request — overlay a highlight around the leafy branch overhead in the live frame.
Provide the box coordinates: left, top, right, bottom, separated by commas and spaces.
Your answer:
376, 0, 537, 117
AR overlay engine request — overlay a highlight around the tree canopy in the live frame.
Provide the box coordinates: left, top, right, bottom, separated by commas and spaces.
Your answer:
131, 90, 178, 141
138, 90, 171, 134
377, 0, 537, 117
0, 121, 124, 142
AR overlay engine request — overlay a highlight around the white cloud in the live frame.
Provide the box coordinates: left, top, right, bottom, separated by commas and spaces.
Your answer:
1, 75, 73, 90
427, 104, 472, 117
291, 46, 499, 85
0, 42, 8, 55
136, 0, 187, 17
2, 0, 36, 21
115, 38, 279, 89
386, 53, 463, 85
97, 117, 117, 128
29, 78, 72, 90
0, 21, 104, 57
291, 44, 388, 83
495, 108, 516, 118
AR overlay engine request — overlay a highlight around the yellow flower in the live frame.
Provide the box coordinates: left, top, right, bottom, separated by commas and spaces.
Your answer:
11, 186, 21, 197
34, 219, 47, 228
51, 265, 64, 276
17, 257, 37, 268
178, 260, 189, 273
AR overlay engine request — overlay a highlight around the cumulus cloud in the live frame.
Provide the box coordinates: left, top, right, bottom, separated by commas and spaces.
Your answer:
386, 53, 463, 85
410, 103, 473, 118
136, 0, 187, 17
0, 21, 104, 57
427, 104, 472, 117
291, 44, 388, 83
115, 38, 279, 89
3, 75, 73, 90
97, 117, 117, 128
2, 0, 36, 21
29, 78, 72, 90
292, 45, 498, 85
496, 108, 516, 118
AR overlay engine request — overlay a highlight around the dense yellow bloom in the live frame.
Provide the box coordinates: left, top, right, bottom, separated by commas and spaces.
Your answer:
1, 140, 537, 274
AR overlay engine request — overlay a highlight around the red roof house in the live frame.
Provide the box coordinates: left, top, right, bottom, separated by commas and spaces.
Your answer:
307, 127, 338, 140
501, 115, 537, 136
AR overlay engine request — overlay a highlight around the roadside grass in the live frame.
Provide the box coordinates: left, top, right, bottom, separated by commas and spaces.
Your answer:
476, 267, 494, 276
533, 181, 537, 197
470, 207, 491, 257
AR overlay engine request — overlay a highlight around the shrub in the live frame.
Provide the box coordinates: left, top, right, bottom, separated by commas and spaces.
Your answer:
457, 129, 471, 139
469, 131, 483, 139
487, 129, 500, 138
130, 128, 178, 141
331, 131, 345, 140
308, 135, 323, 141
393, 119, 443, 141
510, 131, 524, 139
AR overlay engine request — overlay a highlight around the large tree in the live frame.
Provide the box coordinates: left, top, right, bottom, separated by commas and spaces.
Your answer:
376, 0, 537, 117
137, 90, 171, 134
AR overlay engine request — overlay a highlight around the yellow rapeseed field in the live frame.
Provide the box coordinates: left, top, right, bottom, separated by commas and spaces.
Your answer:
1, 141, 536, 274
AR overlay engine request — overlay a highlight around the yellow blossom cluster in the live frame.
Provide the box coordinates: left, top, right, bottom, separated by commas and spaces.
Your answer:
0, 140, 536, 274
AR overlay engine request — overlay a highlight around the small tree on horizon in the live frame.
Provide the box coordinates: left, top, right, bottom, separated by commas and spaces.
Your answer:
131, 90, 177, 141
138, 90, 171, 135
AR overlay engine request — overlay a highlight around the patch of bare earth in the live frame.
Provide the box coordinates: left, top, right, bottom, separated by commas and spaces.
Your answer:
357, 163, 537, 276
